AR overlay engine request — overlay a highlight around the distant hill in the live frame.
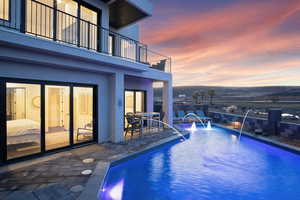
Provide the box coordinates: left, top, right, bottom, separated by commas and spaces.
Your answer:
154, 86, 300, 100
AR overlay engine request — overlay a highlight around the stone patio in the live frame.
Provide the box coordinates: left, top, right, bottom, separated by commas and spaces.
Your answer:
0, 129, 179, 200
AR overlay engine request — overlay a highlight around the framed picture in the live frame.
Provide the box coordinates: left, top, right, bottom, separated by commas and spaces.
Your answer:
32, 96, 41, 108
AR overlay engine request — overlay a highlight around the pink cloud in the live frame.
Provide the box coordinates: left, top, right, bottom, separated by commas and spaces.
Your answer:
141, 0, 300, 86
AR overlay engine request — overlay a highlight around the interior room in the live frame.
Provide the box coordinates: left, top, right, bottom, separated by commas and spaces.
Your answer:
5, 82, 94, 160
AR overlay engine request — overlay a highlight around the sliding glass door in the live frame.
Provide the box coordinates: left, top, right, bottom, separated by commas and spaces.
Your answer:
73, 87, 93, 144
135, 91, 145, 113
124, 90, 146, 115
0, 79, 97, 163
124, 90, 146, 128
125, 91, 135, 115
6, 83, 41, 160
45, 85, 70, 150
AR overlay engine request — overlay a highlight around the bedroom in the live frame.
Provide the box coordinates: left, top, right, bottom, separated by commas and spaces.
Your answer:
5, 82, 95, 160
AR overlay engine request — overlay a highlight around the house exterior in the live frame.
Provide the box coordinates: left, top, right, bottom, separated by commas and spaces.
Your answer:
0, 0, 173, 164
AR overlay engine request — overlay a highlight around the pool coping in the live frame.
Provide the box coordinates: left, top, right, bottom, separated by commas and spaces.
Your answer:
215, 124, 300, 155
78, 126, 190, 200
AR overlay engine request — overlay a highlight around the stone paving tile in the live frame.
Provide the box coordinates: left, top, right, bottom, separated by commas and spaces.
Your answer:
0, 191, 11, 199
4, 191, 38, 200
0, 129, 176, 199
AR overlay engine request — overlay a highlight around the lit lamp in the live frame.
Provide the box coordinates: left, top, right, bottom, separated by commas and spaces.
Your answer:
232, 121, 241, 129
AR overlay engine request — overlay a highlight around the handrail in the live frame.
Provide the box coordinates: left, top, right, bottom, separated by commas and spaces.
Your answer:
0, 0, 171, 72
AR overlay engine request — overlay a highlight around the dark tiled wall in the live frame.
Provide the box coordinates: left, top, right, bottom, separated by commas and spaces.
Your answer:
209, 111, 300, 139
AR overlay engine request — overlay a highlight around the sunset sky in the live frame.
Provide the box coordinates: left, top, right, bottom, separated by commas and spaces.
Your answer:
140, 0, 300, 87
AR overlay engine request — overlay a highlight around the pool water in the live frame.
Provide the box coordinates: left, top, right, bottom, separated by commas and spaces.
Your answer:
99, 124, 300, 200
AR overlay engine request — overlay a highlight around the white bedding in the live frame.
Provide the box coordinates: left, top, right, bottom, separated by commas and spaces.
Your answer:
7, 119, 40, 137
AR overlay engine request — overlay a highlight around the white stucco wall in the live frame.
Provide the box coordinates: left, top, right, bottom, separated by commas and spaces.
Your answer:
113, 24, 140, 41
0, 60, 111, 143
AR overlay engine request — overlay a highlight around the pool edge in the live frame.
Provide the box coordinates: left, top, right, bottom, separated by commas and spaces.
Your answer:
215, 124, 300, 155
80, 127, 190, 200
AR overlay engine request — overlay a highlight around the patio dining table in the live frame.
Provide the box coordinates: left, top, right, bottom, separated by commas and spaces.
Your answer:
134, 112, 161, 134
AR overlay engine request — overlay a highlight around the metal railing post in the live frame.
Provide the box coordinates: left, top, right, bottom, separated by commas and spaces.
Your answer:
20, 0, 26, 33
87, 22, 90, 49
97, 25, 101, 52
135, 43, 140, 62
77, 6, 80, 47
53, 0, 57, 41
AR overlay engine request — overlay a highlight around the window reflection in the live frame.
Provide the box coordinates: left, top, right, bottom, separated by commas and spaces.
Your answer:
6, 83, 41, 160
74, 87, 93, 144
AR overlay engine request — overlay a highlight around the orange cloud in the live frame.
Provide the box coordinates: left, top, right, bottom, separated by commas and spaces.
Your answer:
141, 0, 300, 86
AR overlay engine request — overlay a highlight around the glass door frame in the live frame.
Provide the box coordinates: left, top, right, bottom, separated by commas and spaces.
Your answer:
124, 89, 147, 129
0, 77, 98, 164
124, 89, 147, 115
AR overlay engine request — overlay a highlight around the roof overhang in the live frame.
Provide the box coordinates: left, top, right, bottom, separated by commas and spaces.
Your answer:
108, 0, 153, 29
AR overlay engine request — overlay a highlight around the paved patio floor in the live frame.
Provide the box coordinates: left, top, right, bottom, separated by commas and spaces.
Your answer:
0, 129, 176, 200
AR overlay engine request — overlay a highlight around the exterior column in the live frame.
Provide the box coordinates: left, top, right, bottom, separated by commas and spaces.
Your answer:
268, 109, 282, 135
110, 72, 124, 143
162, 79, 173, 126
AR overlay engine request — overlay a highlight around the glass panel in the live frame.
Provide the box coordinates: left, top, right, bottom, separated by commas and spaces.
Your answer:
73, 87, 93, 144
125, 91, 134, 115
121, 39, 136, 60
135, 91, 145, 113
108, 35, 114, 55
6, 83, 41, 160
26, 0, 54, 38
57, 0, 78, 45
45, 85, 70, 150
125, 91, 134, 128
80, 5, 97, 50
57, 0, 77, 15
0, 0, 9, 20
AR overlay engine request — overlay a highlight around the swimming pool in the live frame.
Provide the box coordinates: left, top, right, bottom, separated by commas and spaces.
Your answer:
99, 124, 300, 200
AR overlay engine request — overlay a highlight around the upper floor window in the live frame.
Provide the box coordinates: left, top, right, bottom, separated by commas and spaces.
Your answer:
108, 34, 114, 55
25, 0, 99, 50
121, 39, 136, 61
80, 5, 98, 50
0, 0, 9, 20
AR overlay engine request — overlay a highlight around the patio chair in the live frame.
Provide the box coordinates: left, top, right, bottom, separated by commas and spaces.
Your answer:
186, 110, 194, 114
151, 59, 167, 71
125, 113, 142, 137
173, 111, 181, 121
177, 110, 186, 121
77, 123, 93, 141
195, 110, 212, 122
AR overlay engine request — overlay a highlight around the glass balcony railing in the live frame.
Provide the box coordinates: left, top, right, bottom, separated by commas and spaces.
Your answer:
0, 0, 171, 72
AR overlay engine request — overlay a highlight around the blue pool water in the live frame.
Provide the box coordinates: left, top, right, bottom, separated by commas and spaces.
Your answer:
100, 124, 300, 200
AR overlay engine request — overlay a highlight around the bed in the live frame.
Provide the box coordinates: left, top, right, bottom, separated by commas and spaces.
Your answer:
7, 119, 40, 145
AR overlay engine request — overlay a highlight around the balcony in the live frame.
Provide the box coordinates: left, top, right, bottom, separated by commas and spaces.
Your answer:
0, 0, 171, 73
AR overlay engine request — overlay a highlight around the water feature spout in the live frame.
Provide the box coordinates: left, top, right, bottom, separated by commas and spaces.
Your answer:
182, 113, 206, 128
206, 121, 212, 130
189, 121, 197, 132
149, 119, 187, 141
238, 110, 252, 141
